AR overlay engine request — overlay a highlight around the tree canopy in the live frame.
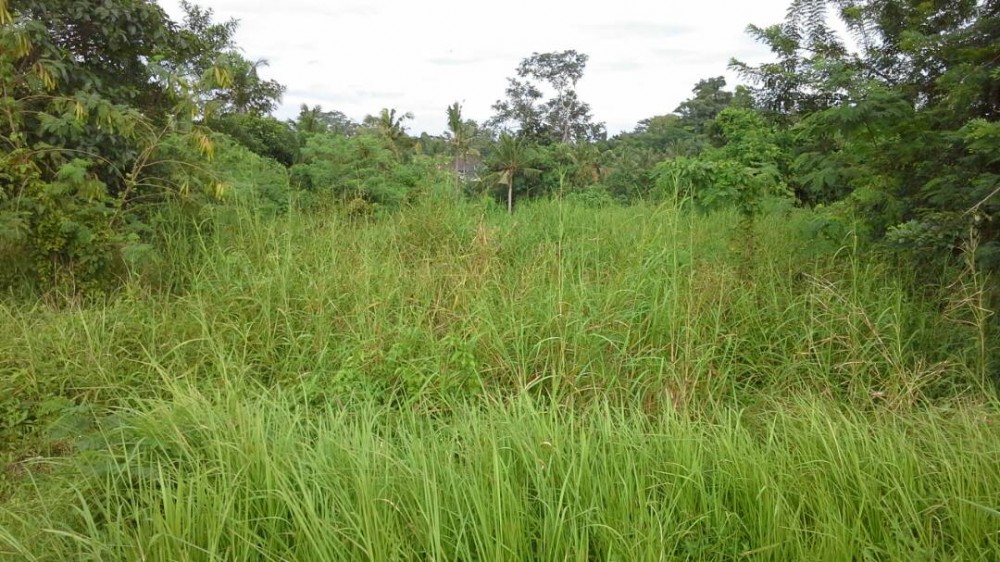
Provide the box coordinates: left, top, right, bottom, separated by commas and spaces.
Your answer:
730, 0, 999, 265
488, 50, 606, 144
0, 0, 285, 291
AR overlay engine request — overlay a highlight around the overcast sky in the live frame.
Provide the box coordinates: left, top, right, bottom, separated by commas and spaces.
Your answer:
161, 0, 792, 136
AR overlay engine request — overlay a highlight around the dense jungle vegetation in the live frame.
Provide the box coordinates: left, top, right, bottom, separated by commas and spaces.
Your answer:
1, 0, 998, 560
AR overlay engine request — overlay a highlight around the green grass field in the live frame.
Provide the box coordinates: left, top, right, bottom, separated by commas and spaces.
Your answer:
1, 196, 998, 560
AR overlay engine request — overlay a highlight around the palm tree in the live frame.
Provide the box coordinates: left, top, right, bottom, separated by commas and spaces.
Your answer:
220, 56, 284, 115
446, 102, 464, 143
365, 108, 413, 156
294, 104, 326, 135
569, 142, 604, 186
486, 133, 540, 214
291, 104, 357, 137
445, 102, 480, 189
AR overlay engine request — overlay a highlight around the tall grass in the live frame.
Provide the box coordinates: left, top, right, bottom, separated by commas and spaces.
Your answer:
1, 195, 997, 560
3, 388, 998, 561
0, 196, 989, 410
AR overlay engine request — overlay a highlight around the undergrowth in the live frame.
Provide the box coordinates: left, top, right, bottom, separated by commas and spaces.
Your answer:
1, 195, 997, 560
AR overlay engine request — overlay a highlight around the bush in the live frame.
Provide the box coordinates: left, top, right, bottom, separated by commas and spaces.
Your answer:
291, 133, 447, 209
206, 113, 298, 167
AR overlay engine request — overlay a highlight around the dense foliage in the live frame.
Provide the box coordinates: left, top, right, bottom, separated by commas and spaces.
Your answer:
1, 1, 998, 559
0, 0, 287, 293
5, 0, 997, 294
731, 0, 1000, 267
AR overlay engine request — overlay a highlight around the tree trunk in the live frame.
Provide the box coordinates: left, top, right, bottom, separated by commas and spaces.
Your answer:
507, 176, 514, 214
453, 153, 465, 195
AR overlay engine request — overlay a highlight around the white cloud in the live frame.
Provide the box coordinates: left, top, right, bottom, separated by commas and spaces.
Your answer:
161, 0, 792, 135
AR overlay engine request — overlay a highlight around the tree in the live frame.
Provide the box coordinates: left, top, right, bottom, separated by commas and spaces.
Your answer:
445, 102, 481, 186
211, 56, 284, 116
5, 0, 177, 115
363, 108, 413, 155
291, 104, 357, 137
729, 0, 855, 118
207, 113, 298, 166
596, 142, 659, 201
733, 0, 1000, 269
488, 50, 605, 144
0, 0, 274, 292
446, 102, 469, 157
484, 133, 541, 214
0, 0, 239, 199
673, 77, 735, 134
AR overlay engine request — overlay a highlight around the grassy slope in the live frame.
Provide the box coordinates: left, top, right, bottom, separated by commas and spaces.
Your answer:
1, 196, 997, 560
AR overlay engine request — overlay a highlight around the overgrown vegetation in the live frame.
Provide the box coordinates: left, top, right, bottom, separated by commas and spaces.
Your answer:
1, 0, 998, 560
1, 196, 998, 560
